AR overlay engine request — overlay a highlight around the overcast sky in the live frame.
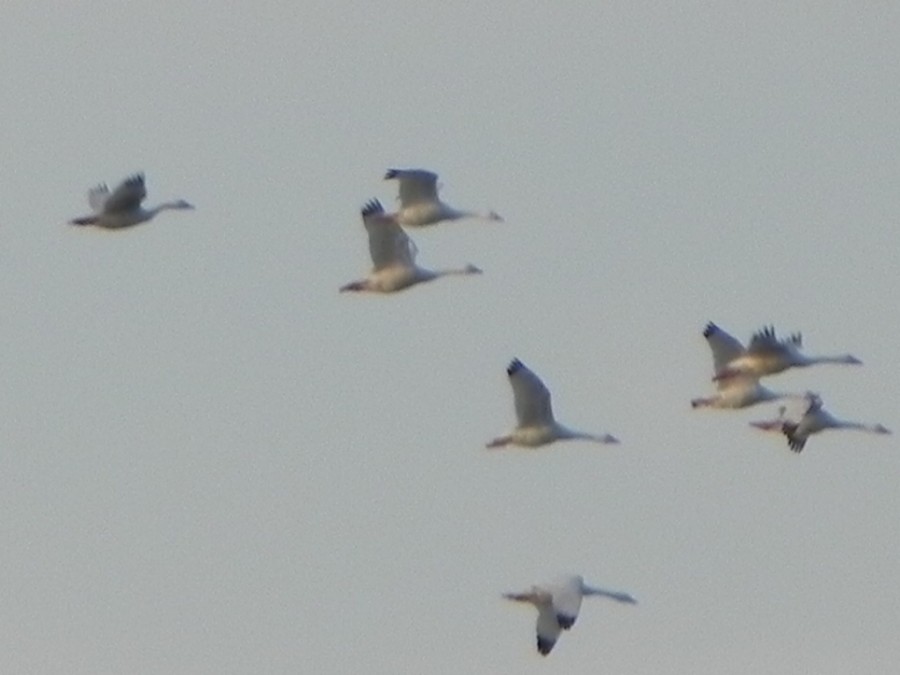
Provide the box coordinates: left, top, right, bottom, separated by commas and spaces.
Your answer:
0, 2, 899, 673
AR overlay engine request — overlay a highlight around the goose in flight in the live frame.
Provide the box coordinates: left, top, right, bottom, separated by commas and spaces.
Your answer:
340, 199, 482, 293
704, 322, 862, 382
69, 173, 193, 229
692, 323, 802, 409
486, 359, 619, 448
503, 574, 636, 656
384, 168, 502, 227
751, 392, 890, 452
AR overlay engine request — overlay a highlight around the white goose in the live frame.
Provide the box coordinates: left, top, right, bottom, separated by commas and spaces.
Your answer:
69, 173, 193, 229
704, 322, 862, 382
774, 392, 890, 453
487, 359, 618, 448
503, 574, 636, 656
692, 323, 802, 409
340, 199, 482, 293
384, 168, 502, 227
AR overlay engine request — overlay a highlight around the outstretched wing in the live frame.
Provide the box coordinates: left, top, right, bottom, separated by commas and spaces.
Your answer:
703, 322, 745, 374
384, 168, 440, 207
503, 588, 561, 656
87, 183, 110, 213
747, 325, 800, 357
782, 422, 807, 452
103, 173, 146, 214
535, 602, 562, 656
506, 358, 554, 427
360, 199, 416, 270
550, 576, 584, 630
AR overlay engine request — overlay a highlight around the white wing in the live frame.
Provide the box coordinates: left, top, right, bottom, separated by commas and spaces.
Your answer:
535, 602, 562, 656
87, 183, 110, 213
550, 576, 584, 630
503, 589, 561, 656
506, 359, 554, 426
703, 322, 745, 374
360, 199, 416, 270
384, 168, 440, 207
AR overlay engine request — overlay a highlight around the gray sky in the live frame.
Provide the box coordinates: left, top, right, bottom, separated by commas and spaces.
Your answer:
1, 1, 899, 673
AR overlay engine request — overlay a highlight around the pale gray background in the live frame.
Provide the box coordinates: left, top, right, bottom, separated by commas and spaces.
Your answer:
0, 2, 898, 673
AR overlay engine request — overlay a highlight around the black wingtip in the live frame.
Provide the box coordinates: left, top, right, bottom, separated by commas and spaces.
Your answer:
536, 636, 555, 656
756, 325, 776, 340
384, 168, 400, 180
782, 423, 805, 452
702, 322, 718, 338
361, 199, 384, 218
506, 358, 524, 376
556, 614, 576, 630
125, 172, 145, 185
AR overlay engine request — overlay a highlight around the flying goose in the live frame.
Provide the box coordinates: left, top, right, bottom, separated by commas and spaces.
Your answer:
704, 322, 861, 381
69, 173, 193, 229
384, 168, 502, 227
503, 574, 636, 656
775, 392, 890, 453
340, 199, 482, 293
487, 359, 618, 448
692, 323, 802, 409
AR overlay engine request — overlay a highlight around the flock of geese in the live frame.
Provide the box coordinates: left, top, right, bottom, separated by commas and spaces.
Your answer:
692, 322, 889, 452
68, 169, 891, 657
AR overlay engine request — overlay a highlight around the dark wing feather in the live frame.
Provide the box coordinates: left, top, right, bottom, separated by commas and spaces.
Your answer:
103, 173, 146, 213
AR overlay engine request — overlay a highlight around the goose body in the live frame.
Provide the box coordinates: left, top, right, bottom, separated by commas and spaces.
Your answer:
692, 323, 801, 409
691, 377, 787, 409
487, 359, 618, 448
384, 168, 502, 227
704, 322, 862, 381
340, 200, 482, 293
69, 173, 193, 229
503, 574, 636, 656
776, 393, 891, 453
